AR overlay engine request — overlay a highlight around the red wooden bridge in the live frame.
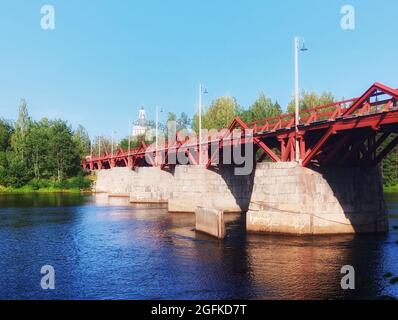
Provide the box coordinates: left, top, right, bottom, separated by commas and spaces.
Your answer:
83, 82, 398, 171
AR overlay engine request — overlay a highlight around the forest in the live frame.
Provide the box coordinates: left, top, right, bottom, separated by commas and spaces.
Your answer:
0, 99, 91, 191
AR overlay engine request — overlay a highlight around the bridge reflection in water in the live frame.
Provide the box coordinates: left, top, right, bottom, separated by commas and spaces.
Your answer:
95, 196, 398, 299
0, 193, 397, 299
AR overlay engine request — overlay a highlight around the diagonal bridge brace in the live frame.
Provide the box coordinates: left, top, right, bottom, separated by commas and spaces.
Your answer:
302, 126, 336, 167
206, 117, 280, 169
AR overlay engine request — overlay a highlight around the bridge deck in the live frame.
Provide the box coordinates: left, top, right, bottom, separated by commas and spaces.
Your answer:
83, 82, 398, 170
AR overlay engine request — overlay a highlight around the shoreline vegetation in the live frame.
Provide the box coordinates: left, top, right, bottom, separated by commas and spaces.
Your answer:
2, 93, 398, 196
1, 99, 93, 193
0, 174, 93, 194
2, 182, 398, 194
0, 187, 88, 194
384, 185, 398, 193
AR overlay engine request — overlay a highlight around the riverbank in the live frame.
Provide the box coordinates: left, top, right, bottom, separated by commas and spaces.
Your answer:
384, 185, 398, 193
0, 185, 91, 194
0, 175, 93, 194
2, 178, 396, 195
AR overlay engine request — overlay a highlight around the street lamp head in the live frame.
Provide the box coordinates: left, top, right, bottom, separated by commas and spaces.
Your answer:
300, 43, 308, 52
200, 84, 208, 95
300, 40, 308, 52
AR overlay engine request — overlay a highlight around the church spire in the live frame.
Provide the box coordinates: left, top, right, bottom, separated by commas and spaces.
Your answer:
139, 106, 146, 120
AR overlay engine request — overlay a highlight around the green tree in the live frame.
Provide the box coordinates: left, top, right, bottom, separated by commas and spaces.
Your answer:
0, 119, 13, 184
166, 112, 177, 122
287, 91, 335, 113
381, 135, 398, 186
0, 101, 90, 189
48, 120, 80, 181
26, 119, 51, 179
192, 96, 239, 132
119, 134, 154, 150
159, 112, 177, 137
119, 137, 129, 151
240, 93, 282, 122
3, 151, 30, 188
91, 135, 113, 156
11, 98, 31, 161
73, 125, 91, 159
176, 112, 191, 131
159, 112, 192, 137
0, 118, 13, 152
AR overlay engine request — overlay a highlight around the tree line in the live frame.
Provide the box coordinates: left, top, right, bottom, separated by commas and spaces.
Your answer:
0, 99, 91, 189
190, 91, 397, 187
107, 90, 398, 188
190, 90, 335, 131
2, 91, 397, 189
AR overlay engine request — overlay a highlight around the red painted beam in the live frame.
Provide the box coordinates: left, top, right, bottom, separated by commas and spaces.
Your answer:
301, 127, 335, 167
82, 83, 398, 170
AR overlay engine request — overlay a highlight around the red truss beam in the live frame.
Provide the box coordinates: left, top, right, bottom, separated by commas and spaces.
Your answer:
82, 82, 398, 170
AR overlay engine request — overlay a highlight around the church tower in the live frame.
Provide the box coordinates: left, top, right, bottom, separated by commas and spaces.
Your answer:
139, 106, 146, 121
132, 106, 148, 137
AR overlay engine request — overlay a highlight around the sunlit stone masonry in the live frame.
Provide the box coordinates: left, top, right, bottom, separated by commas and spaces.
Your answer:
129, 167, 174, 203
94, 162, 388, 235
124, 165, 253, 211
168, 165, 254, 213
94, 167, 135, 196
247, 162, 388, 235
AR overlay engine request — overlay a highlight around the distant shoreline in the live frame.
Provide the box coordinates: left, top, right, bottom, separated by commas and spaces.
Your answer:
384, 185, 398, 193
0, 185, 92, 194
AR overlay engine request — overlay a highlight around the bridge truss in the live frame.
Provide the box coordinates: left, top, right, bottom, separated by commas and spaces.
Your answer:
83, 82, 398, 171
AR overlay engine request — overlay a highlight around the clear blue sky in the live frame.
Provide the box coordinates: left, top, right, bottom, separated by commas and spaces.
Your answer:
0, 0, 397, 138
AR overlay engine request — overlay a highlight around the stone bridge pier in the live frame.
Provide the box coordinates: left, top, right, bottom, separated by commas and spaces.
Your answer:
168, 165, 254, 213
94, 162, 388, 235
94, 167, 135, 196
247, 162, 388, 235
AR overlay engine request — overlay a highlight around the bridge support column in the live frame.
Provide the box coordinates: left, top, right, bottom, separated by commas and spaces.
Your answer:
168, 165, 253, 213
94, 167, 136, 196
129, 167, 174, 203
247, 162, 388, 235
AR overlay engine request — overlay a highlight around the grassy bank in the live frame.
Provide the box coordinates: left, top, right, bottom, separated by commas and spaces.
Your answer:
0, 185, 84, 193
0, 175, 93, 194
384, 185, 398, 193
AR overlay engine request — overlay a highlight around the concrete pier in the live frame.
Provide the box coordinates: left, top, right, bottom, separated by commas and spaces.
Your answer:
195, 207, 226, 239
129, 167, 174, 203
247, 162, 388, 235
168, 165, 253, 213
94, 167, 135, 196
95, 161, 388, 235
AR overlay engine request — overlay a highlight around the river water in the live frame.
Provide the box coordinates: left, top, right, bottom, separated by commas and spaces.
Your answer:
0, 193, 397, 300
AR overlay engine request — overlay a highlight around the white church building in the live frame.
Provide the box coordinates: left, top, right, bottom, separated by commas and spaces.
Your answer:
132, 106, 148, 137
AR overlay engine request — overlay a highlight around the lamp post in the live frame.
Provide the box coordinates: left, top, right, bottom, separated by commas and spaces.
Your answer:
294, 36, 308, 163
155, 106, 163, 166
198, 84, 208, 165
128, 120, 131, 153
111, 130, 117, 158
111, 131, 114, 157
